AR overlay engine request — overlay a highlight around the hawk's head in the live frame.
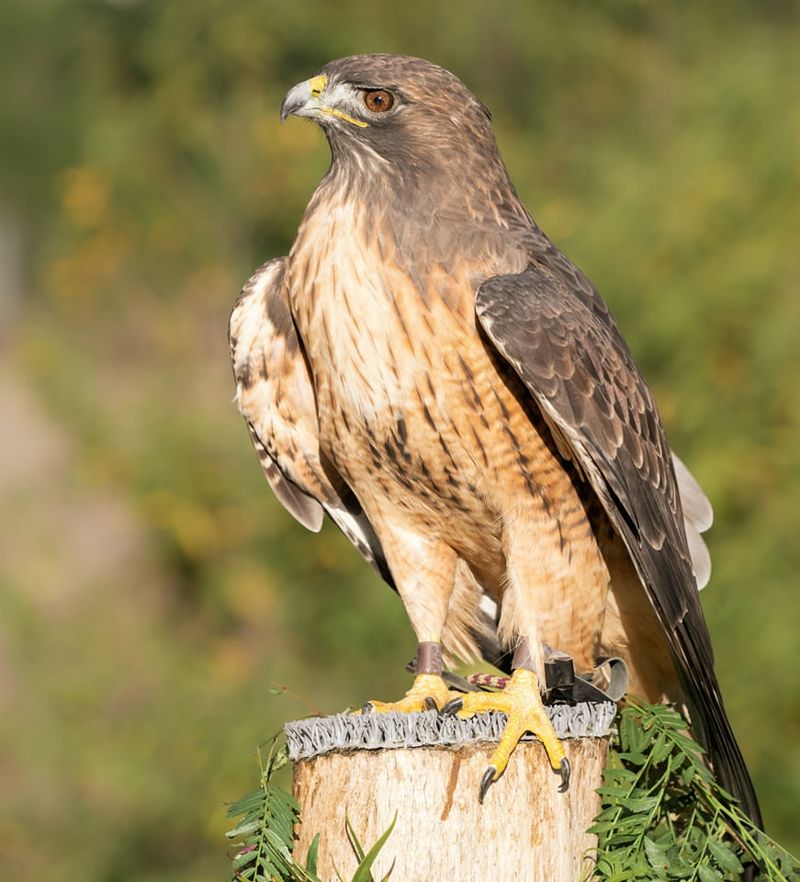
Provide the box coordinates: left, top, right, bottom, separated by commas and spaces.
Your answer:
280, 54, 498, 171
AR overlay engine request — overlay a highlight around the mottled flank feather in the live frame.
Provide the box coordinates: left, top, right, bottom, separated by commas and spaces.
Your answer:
230, 260, 385, 573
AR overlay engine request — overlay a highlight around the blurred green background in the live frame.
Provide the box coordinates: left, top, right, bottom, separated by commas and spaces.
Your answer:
0, 1, 798, 879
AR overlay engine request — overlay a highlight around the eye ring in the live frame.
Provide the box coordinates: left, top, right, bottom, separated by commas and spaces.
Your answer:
363, 89, 395, 113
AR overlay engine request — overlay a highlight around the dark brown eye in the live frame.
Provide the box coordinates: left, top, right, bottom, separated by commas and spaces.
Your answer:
363, 89, 394, 113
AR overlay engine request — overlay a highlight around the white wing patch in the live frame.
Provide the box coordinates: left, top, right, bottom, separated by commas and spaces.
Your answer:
672, 453, 713, 590
323, 504, 387, 574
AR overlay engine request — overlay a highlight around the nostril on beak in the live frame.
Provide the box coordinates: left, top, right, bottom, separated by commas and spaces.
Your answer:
307, 74, 327, 101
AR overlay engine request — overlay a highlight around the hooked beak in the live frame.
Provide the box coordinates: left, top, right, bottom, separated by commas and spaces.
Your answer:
280, 74, 328, 123
279, 73, 369, 128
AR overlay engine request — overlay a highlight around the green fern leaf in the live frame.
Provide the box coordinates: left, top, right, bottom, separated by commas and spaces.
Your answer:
707, 840, 744, 875
696, 865, 724, 882
591, 700, 800, 881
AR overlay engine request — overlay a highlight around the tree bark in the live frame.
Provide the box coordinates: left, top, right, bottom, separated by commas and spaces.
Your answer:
292, 735, 608, 881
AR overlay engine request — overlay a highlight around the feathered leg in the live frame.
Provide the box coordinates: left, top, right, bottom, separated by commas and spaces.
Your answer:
359, 520, 461, 713
442, 499, 608, 798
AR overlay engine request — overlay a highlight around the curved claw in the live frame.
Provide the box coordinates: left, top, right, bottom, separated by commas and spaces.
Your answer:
424, 696, 438, 712
558, 757, 571, 793
441, 697, 464, 717
479, 765, 497, 803
361, 702, 374, 715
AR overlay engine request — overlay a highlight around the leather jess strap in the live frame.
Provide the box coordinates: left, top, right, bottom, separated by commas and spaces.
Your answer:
416, 641, 443, 675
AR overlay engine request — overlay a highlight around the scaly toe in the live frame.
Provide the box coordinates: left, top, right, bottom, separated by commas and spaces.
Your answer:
446, 668, 568, 788
356, 673, 458, 715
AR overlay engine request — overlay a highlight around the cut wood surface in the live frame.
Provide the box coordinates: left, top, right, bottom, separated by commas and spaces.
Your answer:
292, 736, 608, 881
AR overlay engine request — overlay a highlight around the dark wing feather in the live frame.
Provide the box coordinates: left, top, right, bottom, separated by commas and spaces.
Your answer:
229, 259, 392, 583
476, 261, 761, 826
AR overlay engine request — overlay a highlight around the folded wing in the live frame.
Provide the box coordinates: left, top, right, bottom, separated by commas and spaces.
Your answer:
476, 261, 760, 824
229, 259, 391, 580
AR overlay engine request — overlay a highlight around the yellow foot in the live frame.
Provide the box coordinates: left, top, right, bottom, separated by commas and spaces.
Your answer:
359, 673, 458, 714
442, 668, 570, 801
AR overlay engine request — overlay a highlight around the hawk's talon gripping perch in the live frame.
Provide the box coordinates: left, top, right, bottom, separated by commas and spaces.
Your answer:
479, 765, 497, 804
440, 696, 464, 717
558, 757, 571, 793
445, 667, 569, 799
356, 672, 457, 715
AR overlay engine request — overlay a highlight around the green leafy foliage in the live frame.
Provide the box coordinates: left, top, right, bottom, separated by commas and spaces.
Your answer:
590, 700, 800, 881
226, 743, 300, 882
226, 741, 395, 882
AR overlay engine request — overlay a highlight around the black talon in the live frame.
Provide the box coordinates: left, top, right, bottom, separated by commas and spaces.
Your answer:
424, 696, 438, 712
441, 697, 464, 717
361, 702, 374, 714
558, 757, 571, 793
479, 765, 497, 803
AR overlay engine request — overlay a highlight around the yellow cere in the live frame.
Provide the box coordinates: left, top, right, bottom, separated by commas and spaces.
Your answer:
307, 74, 327, 97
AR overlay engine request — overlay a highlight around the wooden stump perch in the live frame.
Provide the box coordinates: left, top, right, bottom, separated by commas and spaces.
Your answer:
286, 704, 615, 881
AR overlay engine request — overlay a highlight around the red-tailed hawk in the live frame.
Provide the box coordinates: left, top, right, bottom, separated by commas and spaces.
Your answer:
229, 54, 759, 820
